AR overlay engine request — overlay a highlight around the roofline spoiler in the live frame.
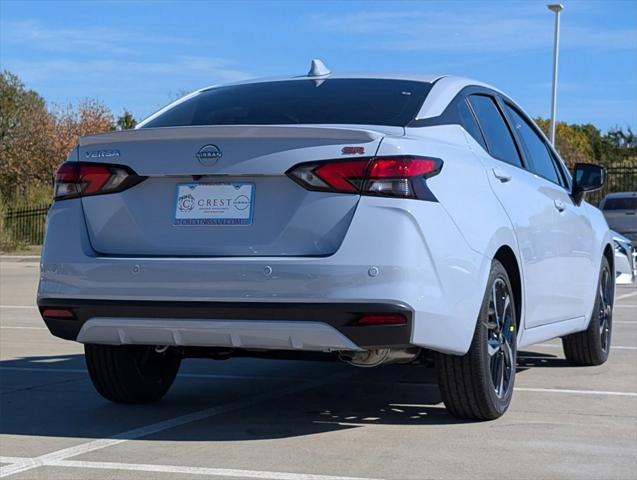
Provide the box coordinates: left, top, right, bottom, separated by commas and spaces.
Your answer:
79, 125, 385, 146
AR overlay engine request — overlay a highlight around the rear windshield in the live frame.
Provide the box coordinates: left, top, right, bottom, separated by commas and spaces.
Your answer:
143, 79, 432, 128
603, 197, 637, 210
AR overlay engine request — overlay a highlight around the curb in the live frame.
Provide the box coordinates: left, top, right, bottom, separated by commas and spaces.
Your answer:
0, 256, 41, 263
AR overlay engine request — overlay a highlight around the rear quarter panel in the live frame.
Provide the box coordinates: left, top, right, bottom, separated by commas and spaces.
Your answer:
395, 126, 520, 262
378, 126, 522, 351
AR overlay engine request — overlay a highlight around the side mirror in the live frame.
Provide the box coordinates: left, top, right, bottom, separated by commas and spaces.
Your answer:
572, 163, 606, 205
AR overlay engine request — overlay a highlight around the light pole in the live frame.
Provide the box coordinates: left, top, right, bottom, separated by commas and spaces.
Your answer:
548, 4, 564, 145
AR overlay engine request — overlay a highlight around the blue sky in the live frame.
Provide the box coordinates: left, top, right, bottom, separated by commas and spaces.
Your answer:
1, 0, 636, 131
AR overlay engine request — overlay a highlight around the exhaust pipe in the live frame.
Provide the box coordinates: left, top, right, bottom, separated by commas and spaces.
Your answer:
339, 348, 420, 368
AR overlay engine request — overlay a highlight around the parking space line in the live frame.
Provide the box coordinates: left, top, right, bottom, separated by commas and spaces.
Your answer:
2, 367, 636, 398
53, 459, 382, 480
0, 326, 46, 330
536, 343, 637, 350
615, 290, 637, 300
615, 289, 637, 300
383, 383, 637, 397
0, 461, 36, 476
387, 383, 637, 405
0, 457, 381, 480
617, 291, 637, 300
515, 387, 637, 397
0, 375, 345, 478
0, 459, 28, 465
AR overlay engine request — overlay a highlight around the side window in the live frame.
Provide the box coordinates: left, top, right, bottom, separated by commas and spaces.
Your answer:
457, 99, 487, 150
547, 146, 571, 188
468, 95, 522, 167
503, 104, 561, 185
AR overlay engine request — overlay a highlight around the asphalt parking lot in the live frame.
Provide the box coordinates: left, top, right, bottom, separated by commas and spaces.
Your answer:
0, 257, 635, 480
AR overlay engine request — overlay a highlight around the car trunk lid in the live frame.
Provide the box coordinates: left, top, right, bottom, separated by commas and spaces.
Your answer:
77, 125, 390, 256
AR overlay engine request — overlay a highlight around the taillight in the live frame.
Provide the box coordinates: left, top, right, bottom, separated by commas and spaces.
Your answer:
357, 313, 407, 325
53, 162, 144, 200
286, 156, 442, 200
314, 160, 367, 193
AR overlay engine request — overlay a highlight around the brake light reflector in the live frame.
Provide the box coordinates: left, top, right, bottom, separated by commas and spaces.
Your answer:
53, 162, 144, 200
287, 156, 442, 200
41, 307, 75, 319
358, 313, 407, 325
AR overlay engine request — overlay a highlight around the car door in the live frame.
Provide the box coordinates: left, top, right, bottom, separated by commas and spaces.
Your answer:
466, 93, 580, 328
501, 101, 596, 324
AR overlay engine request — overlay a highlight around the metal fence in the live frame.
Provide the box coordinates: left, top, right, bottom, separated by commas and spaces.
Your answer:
589, 166, 637, 206
3, 204, 50, 245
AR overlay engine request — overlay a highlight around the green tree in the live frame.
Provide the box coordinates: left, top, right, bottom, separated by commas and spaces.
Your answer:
0, 71, 115, 201
0, 71, 54, 198
606, 126, 636, 149
534, 117, 592, 168
534, 118, 637, 170
116, 110, 137, 130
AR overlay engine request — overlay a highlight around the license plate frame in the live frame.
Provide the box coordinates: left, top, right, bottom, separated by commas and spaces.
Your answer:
173, 182, 255, 226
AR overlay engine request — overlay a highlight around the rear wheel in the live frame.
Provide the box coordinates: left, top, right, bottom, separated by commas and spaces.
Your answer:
562, 256, 613, 366
85, 344, 181, 403
436, 260, 517, 420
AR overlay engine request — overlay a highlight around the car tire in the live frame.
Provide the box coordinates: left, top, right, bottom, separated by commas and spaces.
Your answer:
436, 259, 517, 421
85, 344, 181, 404
562, 256, 613, 366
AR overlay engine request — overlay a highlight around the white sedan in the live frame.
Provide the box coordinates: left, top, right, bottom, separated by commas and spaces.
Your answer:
38, 60, 614, 420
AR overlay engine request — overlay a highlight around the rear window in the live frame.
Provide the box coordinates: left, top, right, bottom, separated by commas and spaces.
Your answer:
603, 197, 637, 210
143, 79, 432, 128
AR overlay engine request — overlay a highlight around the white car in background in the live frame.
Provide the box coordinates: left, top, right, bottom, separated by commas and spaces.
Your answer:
601, 192, 637, 246
38, 61, 614, 420
613, 231, 636, 284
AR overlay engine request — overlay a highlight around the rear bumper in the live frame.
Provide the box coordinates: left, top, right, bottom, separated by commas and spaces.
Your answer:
39, 196, 491, 355
38, 299, 412, 351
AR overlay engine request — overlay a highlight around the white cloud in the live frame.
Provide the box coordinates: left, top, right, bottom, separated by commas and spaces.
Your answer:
4, 56, 252, 86
0, 19, 253, 118
0, 19, 252, 89
1, 55, 253, 119
309, 9, 637, 53
0, 19, 187, 54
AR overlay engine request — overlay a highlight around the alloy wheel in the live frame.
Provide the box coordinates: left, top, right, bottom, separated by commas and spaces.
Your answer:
598, 267, 613, 353
484, 277, 515, 399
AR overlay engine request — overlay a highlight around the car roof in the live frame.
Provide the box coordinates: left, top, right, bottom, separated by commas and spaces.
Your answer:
201, 73, 491, 91
604, 191, 637, 199
201, 72, 443, 89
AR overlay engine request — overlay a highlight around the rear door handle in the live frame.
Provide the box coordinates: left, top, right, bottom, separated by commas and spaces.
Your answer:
492, 167, 512, 183
554, 199, 566, 212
